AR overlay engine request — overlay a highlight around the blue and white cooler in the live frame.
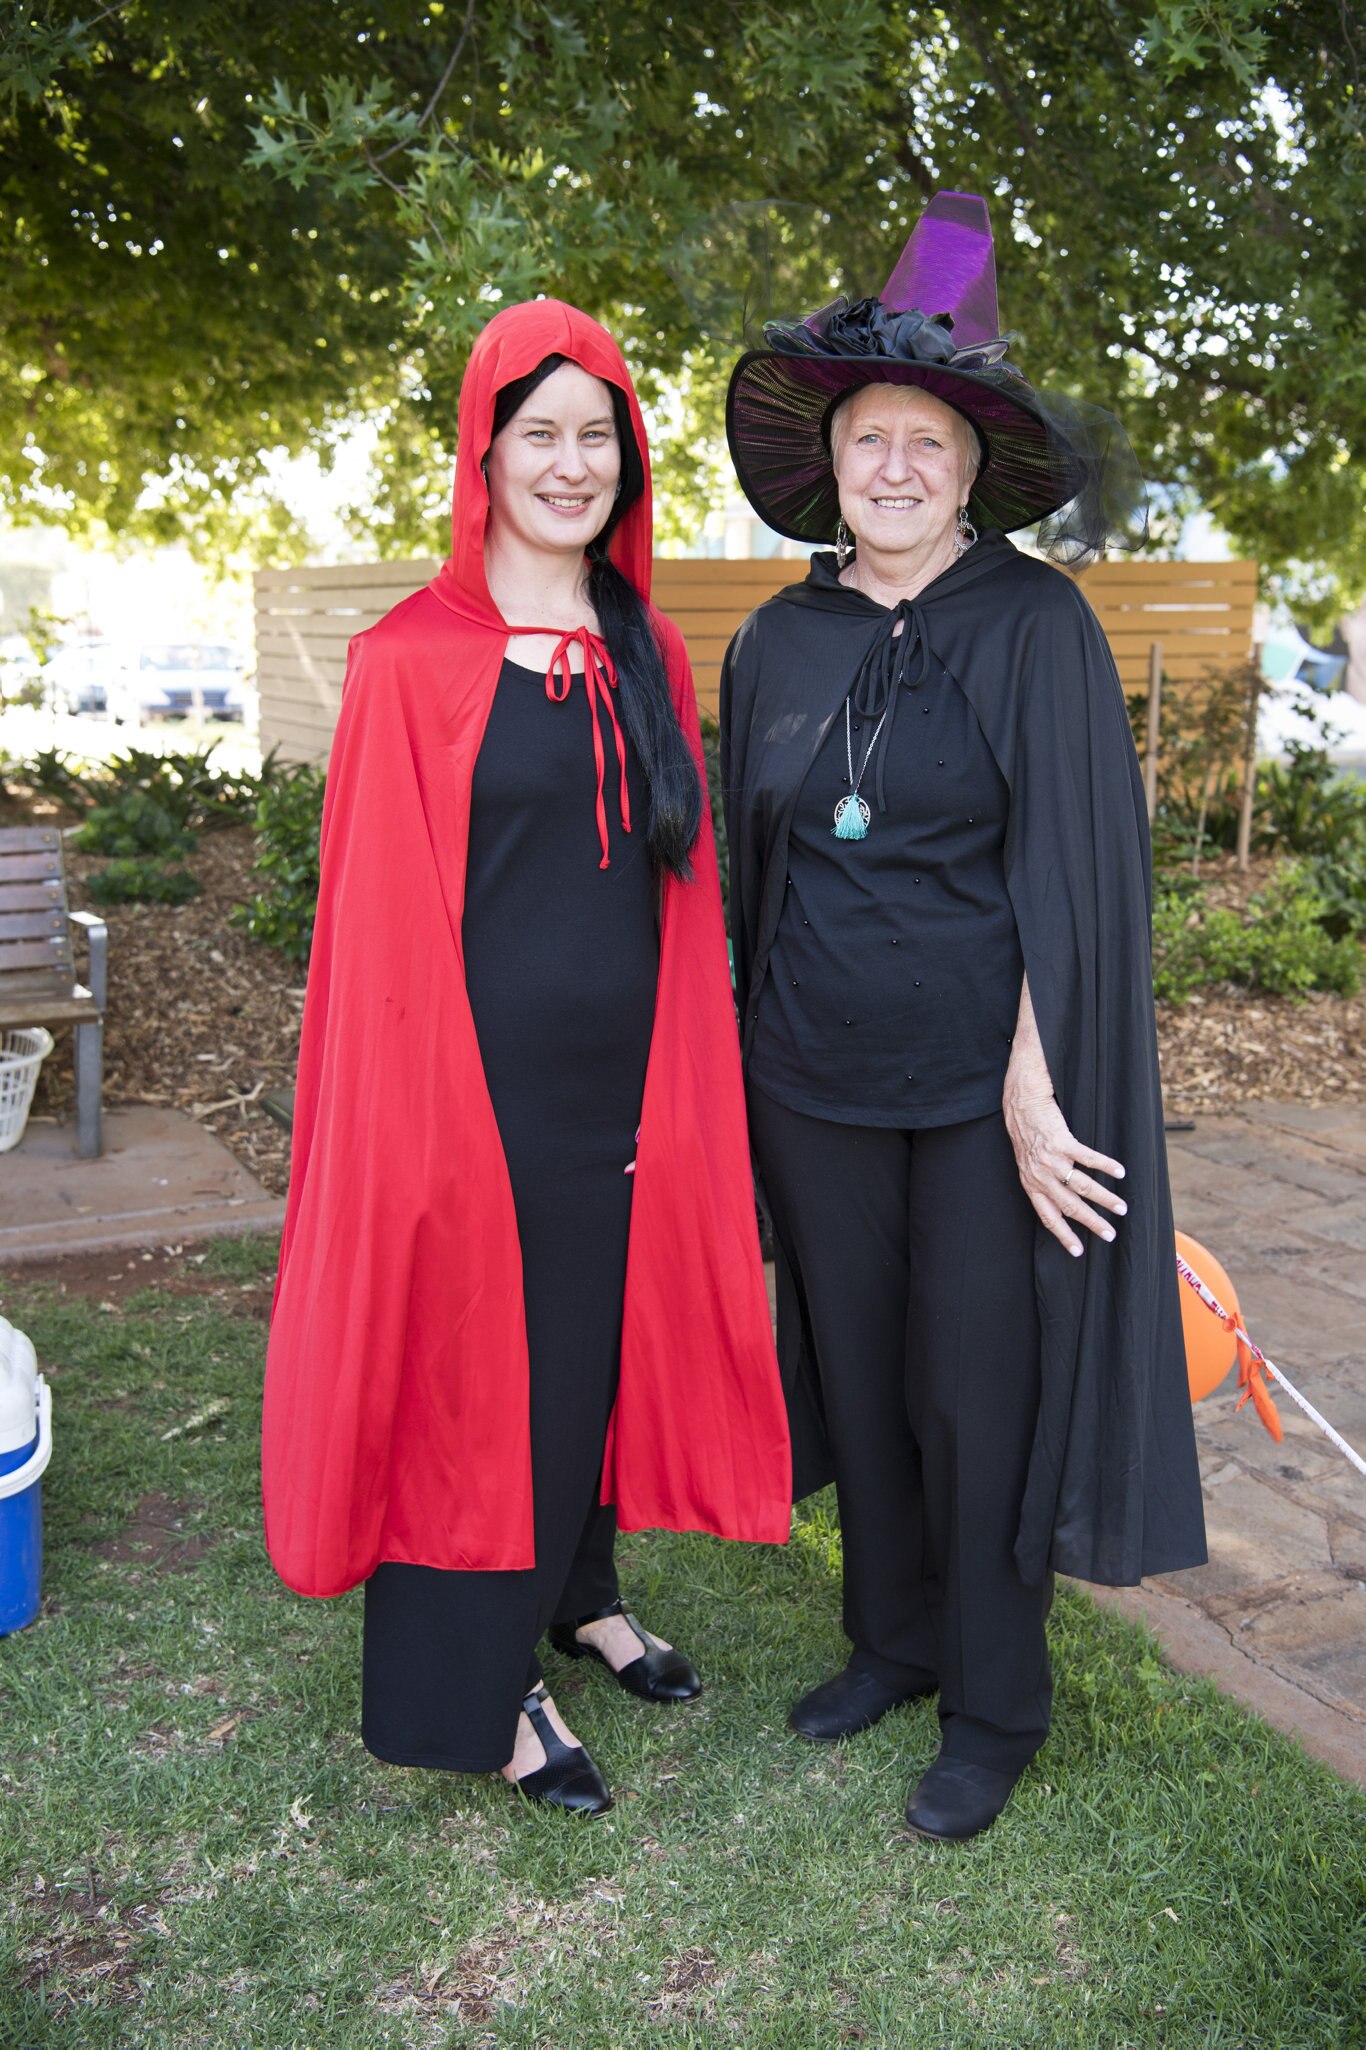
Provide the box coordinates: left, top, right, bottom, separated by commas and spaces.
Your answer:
0, 1314, 52, 1635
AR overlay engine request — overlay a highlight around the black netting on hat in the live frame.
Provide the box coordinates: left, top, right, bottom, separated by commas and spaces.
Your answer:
1025, 391, 1150, 565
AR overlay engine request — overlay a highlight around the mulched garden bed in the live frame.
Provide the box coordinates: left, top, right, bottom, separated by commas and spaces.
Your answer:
1153, 852, 1366, 1115
30, 821, 302, 1196
22, 826, 1366, 1200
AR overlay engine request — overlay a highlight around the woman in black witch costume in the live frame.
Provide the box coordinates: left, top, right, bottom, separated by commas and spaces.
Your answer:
720, 190, 1207, 1843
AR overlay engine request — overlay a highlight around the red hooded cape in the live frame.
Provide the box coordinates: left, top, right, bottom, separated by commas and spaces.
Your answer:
262, 300, 792, 1597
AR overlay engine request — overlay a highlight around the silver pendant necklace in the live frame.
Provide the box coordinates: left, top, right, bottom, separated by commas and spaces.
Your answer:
833, 696, 888, 842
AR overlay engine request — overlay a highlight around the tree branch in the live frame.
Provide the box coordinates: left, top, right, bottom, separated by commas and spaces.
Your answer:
881, 112, 936, 198
950, 0, 1040, 162
370, 0, 477, 163
360, 143, 410, 200
952, 0, 1092, 189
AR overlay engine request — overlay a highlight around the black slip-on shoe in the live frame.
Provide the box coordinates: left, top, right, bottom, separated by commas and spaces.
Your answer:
789, 1665, 935, 1742
904, 1755, 1022, 1841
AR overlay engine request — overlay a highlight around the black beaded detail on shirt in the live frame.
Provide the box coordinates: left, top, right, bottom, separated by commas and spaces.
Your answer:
749, 651, 1022, 1129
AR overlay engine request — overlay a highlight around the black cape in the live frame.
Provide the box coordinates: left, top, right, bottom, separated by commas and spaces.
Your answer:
720, 535, 1207, 1587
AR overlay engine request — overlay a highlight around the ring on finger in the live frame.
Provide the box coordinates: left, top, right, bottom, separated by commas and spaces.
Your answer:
1062, 1166, 1075, 1188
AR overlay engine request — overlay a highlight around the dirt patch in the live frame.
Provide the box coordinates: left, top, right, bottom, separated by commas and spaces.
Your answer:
369, 1883, 629, 2037
1155, 853, 1366, 1115
16, 1869, 160, 2012
1158, 982, 1366, 1115
650, 1946, 723, 2014
371, 1923, 520, 2039
90, 1493, 212, 1574
10, 1240, 277, 1308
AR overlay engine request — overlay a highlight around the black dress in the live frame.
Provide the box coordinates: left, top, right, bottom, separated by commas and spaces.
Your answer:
361, 655, 658, 1773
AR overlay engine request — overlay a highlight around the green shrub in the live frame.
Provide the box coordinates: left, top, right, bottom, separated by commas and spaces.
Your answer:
84, 857, 202, 905
9, 742, 278, 830
1153, 863, 1362, 1003
230, 764, 326, 963
1306, 846, 1366, 939
73, 786, 198, 859
1238, 866, 1363, 994
1151, 884, 1213, 1004
1255, 742, 1366, 859
10, 747, 102, 813
93, 744, 276, 831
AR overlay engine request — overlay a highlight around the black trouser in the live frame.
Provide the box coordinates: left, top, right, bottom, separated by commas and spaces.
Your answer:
749, 1087, 1053, 1771
360, 1127, 632, 1774
362, 1505, 620, 1776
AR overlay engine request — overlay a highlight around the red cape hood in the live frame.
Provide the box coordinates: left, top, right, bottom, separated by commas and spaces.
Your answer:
262, 300, 791, 1596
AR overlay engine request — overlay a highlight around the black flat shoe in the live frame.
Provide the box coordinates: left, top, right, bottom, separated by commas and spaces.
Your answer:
549, 1598, 702, 1704
789, 1665, 935, 1742
904, 1755, 1022, 1842
511, 1685, 613, 1816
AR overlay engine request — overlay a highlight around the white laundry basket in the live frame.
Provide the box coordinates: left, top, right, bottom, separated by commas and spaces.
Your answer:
0, 1027, 54, 1153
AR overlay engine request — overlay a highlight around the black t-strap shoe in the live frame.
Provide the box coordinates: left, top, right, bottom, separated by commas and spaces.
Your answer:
549, 1597, 703, 1703
511, 1685, 613, 1816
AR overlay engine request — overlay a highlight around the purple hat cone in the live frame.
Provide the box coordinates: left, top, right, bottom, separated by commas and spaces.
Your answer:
880, 191, 1000, 345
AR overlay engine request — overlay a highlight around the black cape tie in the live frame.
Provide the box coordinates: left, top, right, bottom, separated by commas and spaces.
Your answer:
847, 600, 931, 815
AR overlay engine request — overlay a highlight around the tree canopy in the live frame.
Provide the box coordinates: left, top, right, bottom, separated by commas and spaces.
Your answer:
3, 1, 1364, 618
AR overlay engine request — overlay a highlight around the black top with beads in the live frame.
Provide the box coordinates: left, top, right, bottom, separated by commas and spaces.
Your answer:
747, 644, 1022, 1129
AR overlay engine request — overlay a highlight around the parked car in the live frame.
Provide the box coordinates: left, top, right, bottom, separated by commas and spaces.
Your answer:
107, 642, 249, 724
0, 636, 40, 704
40, 640, 127, 716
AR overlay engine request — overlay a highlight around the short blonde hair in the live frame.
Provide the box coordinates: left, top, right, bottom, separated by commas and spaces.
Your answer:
829, 383, 983, 483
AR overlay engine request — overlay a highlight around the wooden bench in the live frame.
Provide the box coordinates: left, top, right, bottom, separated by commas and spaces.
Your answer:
0, 826, 107, 1158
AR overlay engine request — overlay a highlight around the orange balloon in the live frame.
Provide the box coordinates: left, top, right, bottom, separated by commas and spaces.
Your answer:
1174, 1231, 1240, 1402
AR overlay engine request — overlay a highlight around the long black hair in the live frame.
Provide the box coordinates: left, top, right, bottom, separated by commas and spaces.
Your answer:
488, 353, 703, 880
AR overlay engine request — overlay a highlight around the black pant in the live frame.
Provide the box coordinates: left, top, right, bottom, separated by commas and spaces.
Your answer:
749, 1088, 1053, 1771
362, 1505, 620, 1775
360, 1123, 633, 1774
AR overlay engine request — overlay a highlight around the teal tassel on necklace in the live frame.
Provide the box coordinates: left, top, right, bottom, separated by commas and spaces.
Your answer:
833, 696, 888, 843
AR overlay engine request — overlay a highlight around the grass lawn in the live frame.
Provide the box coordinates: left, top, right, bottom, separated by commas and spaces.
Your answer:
2, 1235, 1363, 2049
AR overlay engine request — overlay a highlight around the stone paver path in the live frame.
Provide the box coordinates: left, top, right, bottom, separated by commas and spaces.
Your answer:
1134, 1104, 1366, 1778
0, 1106, 285, 1263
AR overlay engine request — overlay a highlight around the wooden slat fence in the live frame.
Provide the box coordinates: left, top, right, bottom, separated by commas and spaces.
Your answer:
256, 556, 1257, 766
1074, 559, 1259, 692
255, 560, 440, 767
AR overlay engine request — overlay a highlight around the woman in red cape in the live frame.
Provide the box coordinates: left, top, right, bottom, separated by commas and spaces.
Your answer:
262, 299, 791, 1813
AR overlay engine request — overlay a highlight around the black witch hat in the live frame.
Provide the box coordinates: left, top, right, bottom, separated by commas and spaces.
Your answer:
725, 191, 1146, 565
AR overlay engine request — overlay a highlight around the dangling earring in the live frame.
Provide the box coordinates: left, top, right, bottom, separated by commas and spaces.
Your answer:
954, 505, 978, 555
836, 517, 854, 570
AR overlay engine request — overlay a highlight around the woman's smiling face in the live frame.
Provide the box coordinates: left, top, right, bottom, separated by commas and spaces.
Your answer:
485, 361, 622, 558
831, 383, 979, 563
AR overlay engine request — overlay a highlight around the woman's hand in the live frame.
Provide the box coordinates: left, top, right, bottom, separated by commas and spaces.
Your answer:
1004, 975, 1127, 1258
1003, 1083, 1127, 1257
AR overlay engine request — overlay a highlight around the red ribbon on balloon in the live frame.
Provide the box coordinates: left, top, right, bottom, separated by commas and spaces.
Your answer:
1174, 1231, 1283, 1442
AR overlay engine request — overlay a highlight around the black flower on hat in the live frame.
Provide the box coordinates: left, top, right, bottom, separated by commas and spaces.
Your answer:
768, 299, 959, 365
